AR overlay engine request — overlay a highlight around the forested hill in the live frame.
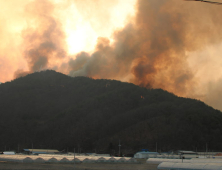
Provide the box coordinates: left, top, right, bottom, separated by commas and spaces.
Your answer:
0, 70, 222, 154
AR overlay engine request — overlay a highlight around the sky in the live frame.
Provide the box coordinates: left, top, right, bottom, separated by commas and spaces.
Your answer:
1, 0, 222, 111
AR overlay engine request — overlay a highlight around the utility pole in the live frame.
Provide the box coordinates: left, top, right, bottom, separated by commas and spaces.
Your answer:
156, 142, 157, 152
182, 153, 183, 163
118, 140, 121, 156
74, 148, 75, 170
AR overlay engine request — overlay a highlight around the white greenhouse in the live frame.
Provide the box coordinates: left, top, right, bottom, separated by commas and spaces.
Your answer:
34, 157, 45, 163
134, 151, 159, 158
191, 158, 222, 163
0, 154, 137, 164
158, 162, 222, 170
147, 158, 191, 164
23, 157, 34, 163
69, 158, 81, 163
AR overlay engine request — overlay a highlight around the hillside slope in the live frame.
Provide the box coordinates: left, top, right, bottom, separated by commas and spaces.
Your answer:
0, 70, 222, 154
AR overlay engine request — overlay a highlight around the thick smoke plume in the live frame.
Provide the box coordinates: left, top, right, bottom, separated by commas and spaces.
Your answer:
14, 0, 67, 78
67, 0, 222, 97
10, 0, 222, 110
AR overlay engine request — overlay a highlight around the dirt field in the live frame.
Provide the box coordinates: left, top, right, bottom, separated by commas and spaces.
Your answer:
0, 161, 158, 170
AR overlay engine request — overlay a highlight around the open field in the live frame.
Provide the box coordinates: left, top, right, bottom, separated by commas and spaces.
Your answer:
0, 161, 158, 170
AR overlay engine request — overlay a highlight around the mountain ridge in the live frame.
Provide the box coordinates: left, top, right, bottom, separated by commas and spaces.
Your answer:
0, 70, 221, 154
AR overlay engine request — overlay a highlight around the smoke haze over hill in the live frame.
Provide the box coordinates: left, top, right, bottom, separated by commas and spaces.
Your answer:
1, 0, 222, 110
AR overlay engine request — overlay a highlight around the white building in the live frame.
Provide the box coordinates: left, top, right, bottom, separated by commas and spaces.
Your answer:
134, 151, 159, 158
3, 151, 16, 155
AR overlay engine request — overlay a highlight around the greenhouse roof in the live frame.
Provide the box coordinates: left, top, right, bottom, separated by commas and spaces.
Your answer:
158, 162, 222, 170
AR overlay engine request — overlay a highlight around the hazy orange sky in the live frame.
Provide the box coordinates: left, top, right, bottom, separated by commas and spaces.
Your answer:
1, 0, 222, 111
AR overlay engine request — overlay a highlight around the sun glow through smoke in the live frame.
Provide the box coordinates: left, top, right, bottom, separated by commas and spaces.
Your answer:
66, 22, 97, 54
63, 0, 136, 55
0, 0, 136, 81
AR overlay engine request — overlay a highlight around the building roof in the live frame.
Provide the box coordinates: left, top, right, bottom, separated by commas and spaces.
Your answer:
136, 151, 159, 154
23, 149, 59, 153
178, 151, 197, 154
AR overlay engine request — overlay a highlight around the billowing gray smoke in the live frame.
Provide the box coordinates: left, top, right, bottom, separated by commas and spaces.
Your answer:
14, 0, 66, 78
67, 0, 222, 97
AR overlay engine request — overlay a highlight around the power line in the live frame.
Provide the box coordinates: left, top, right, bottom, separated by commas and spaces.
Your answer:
184, 0, 222, 5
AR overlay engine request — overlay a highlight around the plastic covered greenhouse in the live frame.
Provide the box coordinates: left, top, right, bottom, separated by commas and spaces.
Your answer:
158, 162, 222, 170
0, 154, 137, 164
147, 158, 191, 164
